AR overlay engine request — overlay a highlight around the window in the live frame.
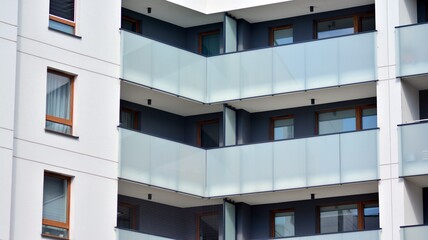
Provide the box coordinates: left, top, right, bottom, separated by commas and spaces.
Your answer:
197, 119, 220, 148
271, 209, 295, 238
49, 0, 76, 34
121, 16, 141, 33
270, 25, 293, 46
117, 202, 137, 230
120, 107, 139, 130
315, 13, 375, 39
270, 116, 294, 140
42, 172, 71, 239
319, 201, 379, 234
199, 30, 220, 57
197, 212, 219, 240
46, 70, 74, 135
317, 105, 377, 135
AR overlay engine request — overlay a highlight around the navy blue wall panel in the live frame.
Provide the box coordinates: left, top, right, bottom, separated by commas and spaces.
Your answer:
419, 90, 428, 119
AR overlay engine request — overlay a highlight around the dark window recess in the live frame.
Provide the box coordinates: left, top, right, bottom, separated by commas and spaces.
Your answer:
122, 16, 140, 33
120, 107, 139, 130
117, 203, 137, 230
50, 0, 75, 21
198, 120, 219, 148
197, 213, 219, 240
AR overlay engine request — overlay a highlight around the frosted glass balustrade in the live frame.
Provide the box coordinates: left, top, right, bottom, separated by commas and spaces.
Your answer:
120, 128, 378, 197
401, 225, 428, 240
399, 122, 428, 176
396, 23, 428, 77
117, 228, 174, 240
121, 31, 376, 103
275, 230, 380, 240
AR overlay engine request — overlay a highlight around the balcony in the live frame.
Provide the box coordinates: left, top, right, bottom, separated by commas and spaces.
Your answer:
117, 228, 380, 240
398, 121, 428, 177
401, 225, 428, 240
121, 30, 377, 103
119, 127, 379, 197
396, 23, 428, 77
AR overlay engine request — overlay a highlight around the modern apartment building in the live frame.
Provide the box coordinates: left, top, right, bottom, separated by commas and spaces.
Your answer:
1, 0, 428, 239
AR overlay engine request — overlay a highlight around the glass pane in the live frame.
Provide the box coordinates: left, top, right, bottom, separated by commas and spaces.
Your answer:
42, 225, 69, 239
43, 175, 68, 223
45, 121, 71, 135
361, 16, 375, 32
117, 204, 134, 229
273, 27, 293, 46
46, 72, 71, 120
121, 18, 138, 33
201, 122, 219, 148
274, 211, 295, 237
201, 33, 220, 57
320, 204, 358, 233
362, 108, 377, 129
364, 204, 379, 230
317, 17, 354, 39
49, 20, 74, 34
318, 109, 356, 134
199, 214, 219, 240
120, 110, 135, 129
274, 118, 294, 140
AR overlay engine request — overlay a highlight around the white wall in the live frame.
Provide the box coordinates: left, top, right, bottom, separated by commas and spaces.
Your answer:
403, 180, 424, 225
10, 0, 122, 239
401, 81, 420, 123
0, 0, 18, 239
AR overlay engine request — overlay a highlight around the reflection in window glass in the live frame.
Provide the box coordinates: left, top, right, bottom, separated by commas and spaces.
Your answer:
200, 121, 219, 148
362, 108, 377, 129
318, 109, 356, 134
364, 204, 379, 230
274, 118, 294, 140
199, 214, 219, 240
117, 203, 136, 230
200, 32, 220, 57
273, 27, 293, 46
274, 211, 295, 237
320, 204, 358, 233
317, 17, 354, 39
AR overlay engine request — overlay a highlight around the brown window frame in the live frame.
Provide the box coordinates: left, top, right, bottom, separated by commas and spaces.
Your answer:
198, 30, 220, 55
270, 208, 295, 238
120, 107, 139, 130
46, 69, 75, 135
269, 25, 293, 46
315, 104, 376, 135
42, 172, 71, 239
121, 16, 141, 33
314, 12, 375, 39
117, 202, 138, 230
49, 0, 76, 34
317, 200, 379, 233
195, 211, 219, 240
270, 115, 294, 141
197, 119, 220, 147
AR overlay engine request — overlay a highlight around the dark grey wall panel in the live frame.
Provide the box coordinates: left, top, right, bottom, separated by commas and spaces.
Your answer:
237, 19, 251, 51
424, 187, 428, 224
236, 203, 251, 240
418, 0, 428, 23
419, 90, 428, 119
236, 109, 251, 144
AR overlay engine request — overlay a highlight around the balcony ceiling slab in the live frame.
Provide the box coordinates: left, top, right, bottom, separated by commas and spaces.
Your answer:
405, 175, 428, 188
402, 74, 428, 91
121, 81, 377, 116
122, 0, 374, 28
119, 179, 378, 207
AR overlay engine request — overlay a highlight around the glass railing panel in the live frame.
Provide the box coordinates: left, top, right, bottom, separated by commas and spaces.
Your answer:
338, 33, 377, 85
273, 138, 307, 190
305, 38, 339, 89
272, 43, 306, 93
275, 230, 380, 240
240, 48, 273, 98
178, 50, 207, 102
148, 136, 179, 190
207, 53, 240, 102
151, 41, 180, 94
206, 146, 240, 196
177, 143, 206, 196
120, 128, 151, 184
121, 31, 153, 86
401, 225, 428, 240
306, 134, 341, 186
396, 23, 428, 77
340, 130, 378, 182
117, 228, 175, 240
240, 142, 273, 194
399, 122, 428, 176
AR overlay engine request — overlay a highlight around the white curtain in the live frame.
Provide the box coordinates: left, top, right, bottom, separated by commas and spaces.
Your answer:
46, 72, 71, 134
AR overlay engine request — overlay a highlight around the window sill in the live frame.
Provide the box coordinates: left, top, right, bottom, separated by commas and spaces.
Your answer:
48, 27, 82, 39
42, 233, 69, 240
45, 129, 79, 139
